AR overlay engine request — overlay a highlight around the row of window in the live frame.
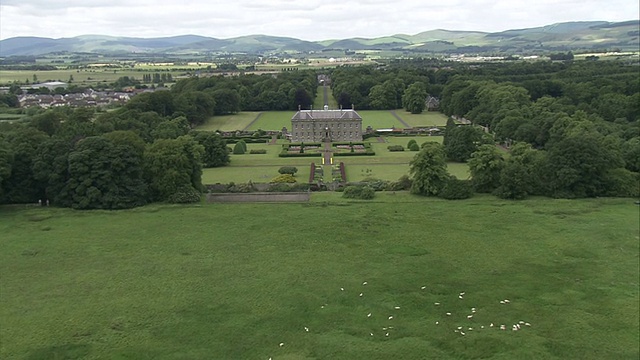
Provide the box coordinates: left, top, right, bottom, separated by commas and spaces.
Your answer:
293, 131, 357, 137
294, 122, 359, 130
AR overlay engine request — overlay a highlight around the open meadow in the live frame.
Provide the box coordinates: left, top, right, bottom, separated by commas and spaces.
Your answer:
1, 195, 638, 359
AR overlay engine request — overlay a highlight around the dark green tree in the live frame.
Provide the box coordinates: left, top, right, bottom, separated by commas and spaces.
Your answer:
468, 144, 505, 193
64, 135, 147, 209
409, 142, 449, 196
402, 82, 427, 114
191, 131, 229, 168
444, 125, 491, 162
144, 136, 204, 203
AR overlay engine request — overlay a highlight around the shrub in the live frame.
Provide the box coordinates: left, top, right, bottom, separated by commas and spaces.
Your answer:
407, 139, 418, 148
167, 186, 202, 203
438, 177, 474, 200
342, 185, 375, 200
233, 141, 246, 154
408, 142, 420, 151
387, 145, 405, 152
278, 166, 298, 175
388, 175, 412, 191
270, 174, 297, 183
249, 149, 267, 154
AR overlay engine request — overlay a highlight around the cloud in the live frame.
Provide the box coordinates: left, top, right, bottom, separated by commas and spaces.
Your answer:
1, 0, 638, 40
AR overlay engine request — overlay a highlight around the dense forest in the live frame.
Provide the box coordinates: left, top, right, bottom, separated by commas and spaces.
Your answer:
0, 59, 638, 209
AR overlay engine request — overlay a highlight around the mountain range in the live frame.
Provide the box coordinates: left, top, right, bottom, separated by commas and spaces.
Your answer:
1, 20, 638, 56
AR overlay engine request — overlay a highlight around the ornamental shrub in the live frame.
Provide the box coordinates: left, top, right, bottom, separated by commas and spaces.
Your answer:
387, 145, 405, 152
233, 141, 246, 154
249, 149, 267, 154
408, 142, 420, 151
278, 166, 298, 175
342, 185, 375, 200
438, 177, 474, 200
270, 174, 297, 183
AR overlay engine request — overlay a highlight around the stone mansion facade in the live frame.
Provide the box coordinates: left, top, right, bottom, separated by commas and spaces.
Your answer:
290, 107, 363, 142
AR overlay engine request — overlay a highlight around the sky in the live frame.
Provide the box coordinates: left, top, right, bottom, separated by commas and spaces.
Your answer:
0, 0, 638, 41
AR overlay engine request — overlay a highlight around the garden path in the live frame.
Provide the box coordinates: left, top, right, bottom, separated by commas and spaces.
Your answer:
389, 110, 411, 128
241, 112, 263, 131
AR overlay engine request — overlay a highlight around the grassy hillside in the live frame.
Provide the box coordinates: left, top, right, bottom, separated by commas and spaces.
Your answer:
1, 196, 638, 359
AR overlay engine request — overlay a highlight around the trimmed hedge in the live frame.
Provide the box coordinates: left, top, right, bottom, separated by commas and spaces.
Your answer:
249, 149, 267, 154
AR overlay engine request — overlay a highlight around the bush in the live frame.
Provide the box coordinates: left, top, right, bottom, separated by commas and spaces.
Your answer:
278, 166, 298, 175
167, 186, 202, 203
408, 142, 420, 151
407, 139, 418, 148
233, 141, 246, 154
270, 174, 297, 183
249, 149, 267, 154
342, 185, 375, 200
388, 175, 412, 191
438, 177, 474, 200
387, 145, 405, 152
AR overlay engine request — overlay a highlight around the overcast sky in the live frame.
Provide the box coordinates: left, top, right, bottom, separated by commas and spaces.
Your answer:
0, 0, 638, 41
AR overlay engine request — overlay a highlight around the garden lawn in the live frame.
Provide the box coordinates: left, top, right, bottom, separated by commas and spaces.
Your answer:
202, 143, 316, 184
396, 111, 449, 127
1, 197, 637, 359
358, 110, 405, 130
245, 111, 296, 131
196, 112, 261, 132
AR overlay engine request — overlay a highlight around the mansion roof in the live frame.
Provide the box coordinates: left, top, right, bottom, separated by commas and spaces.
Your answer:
292, 109, 362, 121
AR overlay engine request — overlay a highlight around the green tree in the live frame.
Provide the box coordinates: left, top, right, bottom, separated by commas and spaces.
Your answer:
444, 125, 491, 162
144, 136, 204, 203
409, 142, 449, 196
190, 131, 229, 168
402, 82, 427, 114
1, 126, 48, 204
174, 91, 216, 126
368, 83, 397, 110
468, 144, 505, 193
151, 116, 190, 140
66, 135, 147, 209
0, 138, 13, 199
210, 89, 241, 115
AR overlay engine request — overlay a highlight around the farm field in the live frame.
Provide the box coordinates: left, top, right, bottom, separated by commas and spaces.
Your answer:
197, 112, 261, 132
0, 69, 187, 87
1, 196, 638, 359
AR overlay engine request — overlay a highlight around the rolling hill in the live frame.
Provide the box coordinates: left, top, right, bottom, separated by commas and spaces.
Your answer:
0, 20, 637, 56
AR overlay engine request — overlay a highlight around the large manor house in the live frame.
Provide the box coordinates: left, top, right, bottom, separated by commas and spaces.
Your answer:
290, 106, 363, 142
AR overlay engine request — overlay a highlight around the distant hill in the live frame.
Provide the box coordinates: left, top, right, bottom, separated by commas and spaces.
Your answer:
1, 20, 638, 56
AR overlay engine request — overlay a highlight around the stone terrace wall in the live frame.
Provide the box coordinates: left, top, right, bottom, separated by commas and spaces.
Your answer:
206, 192, 310, 203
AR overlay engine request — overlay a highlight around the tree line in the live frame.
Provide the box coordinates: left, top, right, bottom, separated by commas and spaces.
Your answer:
407, 59, 638, 199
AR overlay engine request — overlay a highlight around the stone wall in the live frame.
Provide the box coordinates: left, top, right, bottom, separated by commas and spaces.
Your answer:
206, 192, 310, 203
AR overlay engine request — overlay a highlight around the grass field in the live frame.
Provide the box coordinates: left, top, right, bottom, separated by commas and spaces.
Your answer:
0, 69, 188, 87
196, 112, 261, 132
1, 196, 638, 359
396, 111, 449, 127
357, 110, 405, 129
245, 111, 295, 131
